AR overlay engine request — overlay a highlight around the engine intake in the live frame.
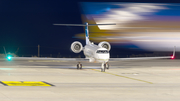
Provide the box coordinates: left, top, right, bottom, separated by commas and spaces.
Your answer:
71, 41, 83, 53
98, 41, 111, 51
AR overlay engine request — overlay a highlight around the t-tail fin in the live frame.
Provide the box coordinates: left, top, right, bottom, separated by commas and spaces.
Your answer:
53, 22, 115, 45
84, 23, 90, 44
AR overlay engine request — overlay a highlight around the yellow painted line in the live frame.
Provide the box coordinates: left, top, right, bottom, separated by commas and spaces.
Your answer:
0, 81, 54, 86
91, 69, 153, 84
28, 60, 62, 62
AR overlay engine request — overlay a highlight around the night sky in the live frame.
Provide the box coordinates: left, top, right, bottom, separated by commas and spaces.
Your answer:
0, 0, 179, 58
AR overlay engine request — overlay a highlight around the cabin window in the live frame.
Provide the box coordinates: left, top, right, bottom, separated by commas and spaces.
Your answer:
96, 50, 109, 53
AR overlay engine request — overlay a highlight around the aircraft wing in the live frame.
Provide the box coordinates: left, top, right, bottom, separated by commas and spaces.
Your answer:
110, 46, 176, 61
8, 57, 89, 62
7, 47, 176, 62
109, 56, 172, 61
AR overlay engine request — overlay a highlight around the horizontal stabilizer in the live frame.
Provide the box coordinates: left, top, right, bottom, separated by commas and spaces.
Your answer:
53, 22, 116, 45
53, 23, 116, 26
88, 24, 116, 26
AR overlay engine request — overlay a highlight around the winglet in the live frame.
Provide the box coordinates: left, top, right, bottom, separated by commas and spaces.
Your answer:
171, 46, 176, 59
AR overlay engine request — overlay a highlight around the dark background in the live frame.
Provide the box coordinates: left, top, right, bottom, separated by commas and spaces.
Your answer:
0, 0, 179, 58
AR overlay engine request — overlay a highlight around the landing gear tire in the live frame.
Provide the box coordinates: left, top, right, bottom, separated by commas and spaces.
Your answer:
77, 64, 79, 69
77, 63, 82, 70
101, 63, 106, 72
80, 64, 82, 69
105, 62, 109, 69
101, 68, 105, 72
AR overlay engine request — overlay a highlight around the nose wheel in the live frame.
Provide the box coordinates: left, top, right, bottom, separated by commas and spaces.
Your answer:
101, 62, 109, 72
105, 62, 109, 69
77, 62, 82, 69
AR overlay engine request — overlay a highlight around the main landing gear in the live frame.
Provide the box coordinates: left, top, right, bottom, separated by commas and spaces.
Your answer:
76, 62, 109, 72
101, 62, 109, 72
77, 62, 82, 69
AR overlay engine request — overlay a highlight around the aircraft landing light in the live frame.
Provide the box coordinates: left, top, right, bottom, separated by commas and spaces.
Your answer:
0, 81, 54, 86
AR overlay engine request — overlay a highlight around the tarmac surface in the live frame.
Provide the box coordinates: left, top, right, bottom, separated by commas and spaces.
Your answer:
0, 58, 179, 101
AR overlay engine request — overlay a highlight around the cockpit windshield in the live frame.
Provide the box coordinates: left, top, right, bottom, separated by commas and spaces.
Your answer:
96, 50, 109, 54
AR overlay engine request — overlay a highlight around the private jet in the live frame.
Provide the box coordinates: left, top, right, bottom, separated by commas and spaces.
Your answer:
7, 22, 176, 72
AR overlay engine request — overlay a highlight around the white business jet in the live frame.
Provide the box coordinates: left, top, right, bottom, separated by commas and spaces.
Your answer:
53, 22, 175, 72
53, 22, 114, 72
7, 22, 175, 72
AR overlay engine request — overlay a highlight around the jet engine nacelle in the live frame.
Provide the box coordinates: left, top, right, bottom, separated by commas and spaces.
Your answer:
71, 41, 83, 53
98, 41, 111, 51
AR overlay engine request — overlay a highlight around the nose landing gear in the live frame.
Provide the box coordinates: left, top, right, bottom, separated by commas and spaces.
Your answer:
101, 62, 109, 72
105, 62, 109, 69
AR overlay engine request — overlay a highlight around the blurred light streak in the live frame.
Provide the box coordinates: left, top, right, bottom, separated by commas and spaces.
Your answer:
80, 2, 180, 51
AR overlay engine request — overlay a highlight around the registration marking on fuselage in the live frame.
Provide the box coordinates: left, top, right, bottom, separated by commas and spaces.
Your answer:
0, 81, 54, 86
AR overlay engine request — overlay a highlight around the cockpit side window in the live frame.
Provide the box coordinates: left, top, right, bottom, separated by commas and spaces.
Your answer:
96, 50, 109, 54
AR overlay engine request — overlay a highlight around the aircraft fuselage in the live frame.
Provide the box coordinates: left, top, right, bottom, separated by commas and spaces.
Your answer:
83, 43, 109, 63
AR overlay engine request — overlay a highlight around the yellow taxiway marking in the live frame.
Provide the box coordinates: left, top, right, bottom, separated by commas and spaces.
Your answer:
91, 69, 153, 84
0, 81, 54, 86
28, 60, 62, 62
